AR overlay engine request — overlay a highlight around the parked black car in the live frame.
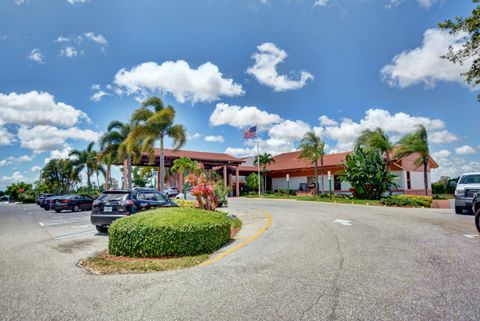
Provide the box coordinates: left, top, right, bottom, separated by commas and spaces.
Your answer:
36, 193, 54, 206
472, 193, 480, 233
53, 195, 94, 213
43, 195, 65, 211
91, 188, 177, 233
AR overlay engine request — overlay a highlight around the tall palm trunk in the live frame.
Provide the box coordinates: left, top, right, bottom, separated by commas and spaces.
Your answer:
263, 167, 267, 193
127, 155, 132, 189
314, 160, 319, 196
385, 152, 392, 195
105, 163, 110, 190
87, 170, 92, 192
320, 157, 324, 194
159, 136, 165, 192
423, 159, 429, 196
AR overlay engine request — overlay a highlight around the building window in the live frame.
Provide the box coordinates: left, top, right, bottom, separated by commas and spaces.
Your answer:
406, 172, 411, 190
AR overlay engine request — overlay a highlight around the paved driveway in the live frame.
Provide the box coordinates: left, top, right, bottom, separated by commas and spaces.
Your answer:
1, 199, 479, 321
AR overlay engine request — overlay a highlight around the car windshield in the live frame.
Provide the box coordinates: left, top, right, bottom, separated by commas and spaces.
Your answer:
97, 192, 129, 202
459, 175, 480, 184
142, 192, 167, 202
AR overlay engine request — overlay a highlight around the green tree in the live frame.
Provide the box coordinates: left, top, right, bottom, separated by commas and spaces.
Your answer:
394, 125, 431, 196
69, 142, 102, 191
355, 128, 393, 170
99, 120, 140, 190
342, 147, 398, 200
299, 131, 326, 195
171, 157, 200, 199
131, 167, 148, 187
254, 153, 275, 193
439, 0, 480, 101
246, 172, 259, 192
127, 97, 186, 192
6, 182, 34, 202
41, 159, 81, 194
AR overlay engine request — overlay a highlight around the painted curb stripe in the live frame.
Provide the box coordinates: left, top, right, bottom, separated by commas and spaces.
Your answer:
199, 212, 273, 267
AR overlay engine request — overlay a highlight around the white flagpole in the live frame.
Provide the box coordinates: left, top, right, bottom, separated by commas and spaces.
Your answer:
256, 126, 261, 196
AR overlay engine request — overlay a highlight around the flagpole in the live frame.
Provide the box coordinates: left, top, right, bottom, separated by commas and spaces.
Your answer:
256, 125, 260, 196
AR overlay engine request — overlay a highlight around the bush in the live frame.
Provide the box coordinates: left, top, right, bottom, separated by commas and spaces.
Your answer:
108, 208, 231, 258
276, 187, 287, 195
381, 195, 432, 208
174, 199, 196, 208
288, 190, 297, 196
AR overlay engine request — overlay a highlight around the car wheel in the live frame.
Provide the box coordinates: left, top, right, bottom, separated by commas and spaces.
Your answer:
96, 225, 108, 233
475, 210, 480, 234
55, 209, 61, 213
455, 206, 463, 214
44, 207, 49, 211
73, 205, 80, 212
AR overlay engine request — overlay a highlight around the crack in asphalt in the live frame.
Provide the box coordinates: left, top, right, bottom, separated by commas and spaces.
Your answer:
326, 225, 345, 321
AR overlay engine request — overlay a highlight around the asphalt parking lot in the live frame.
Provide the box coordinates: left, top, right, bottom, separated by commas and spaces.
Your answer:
1, 199, 479, 321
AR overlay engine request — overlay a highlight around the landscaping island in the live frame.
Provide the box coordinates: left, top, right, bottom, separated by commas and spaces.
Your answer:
79, 206, 241, 274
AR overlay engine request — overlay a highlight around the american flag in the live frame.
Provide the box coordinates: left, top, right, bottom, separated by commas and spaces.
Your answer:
243, 126, 257, 139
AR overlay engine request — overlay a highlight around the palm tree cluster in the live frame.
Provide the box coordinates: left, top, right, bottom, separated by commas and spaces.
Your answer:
69, 141, 106, 192
98, 96, 186, 192
298, 124, 431, 197
253, 153, 275, 193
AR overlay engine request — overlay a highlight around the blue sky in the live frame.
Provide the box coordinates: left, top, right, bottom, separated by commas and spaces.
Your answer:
0, 0, 478, 190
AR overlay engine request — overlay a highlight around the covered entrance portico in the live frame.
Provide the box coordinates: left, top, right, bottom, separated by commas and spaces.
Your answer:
119, 149, 244, 196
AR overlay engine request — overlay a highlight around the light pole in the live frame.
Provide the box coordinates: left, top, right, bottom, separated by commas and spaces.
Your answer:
328, 171, 332, 199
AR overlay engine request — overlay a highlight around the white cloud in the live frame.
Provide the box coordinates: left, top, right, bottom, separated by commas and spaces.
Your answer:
209, 103, 282, 130
314, 0, 329, 6
0, 171, 28, 184
319, 115, 338, 127
27, 49, 44, 64
432, 149, 451, 160
381, 28, 472, 88
83, 32, 107, 46
90, 90, 109, 102
56, 32, 106, 56
0, 127, 15, 145
204, 135, 224, 143
386, 0, 438, 9
113, 61, 244, 104
18, 126, 100, 153
0, 160, 10, 167
44, 145, 73, 163
0, 155, 33, 167
66, 0, 88, 4
429, 130, 458, 144
455, 145, 476, 155
31, 166, 42, 172
0, 91, 89, 127
60, 46, 78, 58
268, 120, 311, 142
187, 132, 202, 140
322, 109, 456, 152
432, 156, 480, 181
247, 42, 313, 92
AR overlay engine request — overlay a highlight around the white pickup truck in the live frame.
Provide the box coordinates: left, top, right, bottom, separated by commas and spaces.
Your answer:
454, 172, 480, 214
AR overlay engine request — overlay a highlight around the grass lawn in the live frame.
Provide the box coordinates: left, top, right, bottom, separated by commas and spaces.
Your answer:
78, 251, 208, 274
243, 194, 382, 206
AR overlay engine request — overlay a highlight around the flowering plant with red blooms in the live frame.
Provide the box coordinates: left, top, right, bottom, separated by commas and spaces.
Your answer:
185, 173, 218, 211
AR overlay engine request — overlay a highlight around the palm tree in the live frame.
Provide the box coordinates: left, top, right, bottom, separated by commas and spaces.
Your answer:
171, 157, 199, 199
299, 131, 326, 195
355, 128, 393, 172
254, 153, 275, 193
69, 142, 102, 191
99, 120, 138, 189
127, 97, 186, 192
394, 125, 431, 196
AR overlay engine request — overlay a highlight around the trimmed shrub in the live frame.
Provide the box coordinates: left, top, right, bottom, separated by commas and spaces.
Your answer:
381, 195, 433, 208
175, 199, 196, 208
108, 208, 231, 258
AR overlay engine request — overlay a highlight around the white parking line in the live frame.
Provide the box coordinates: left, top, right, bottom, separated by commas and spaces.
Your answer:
54, 230, 96, 240
334, 219, 353, 226
464, 234, 479, 239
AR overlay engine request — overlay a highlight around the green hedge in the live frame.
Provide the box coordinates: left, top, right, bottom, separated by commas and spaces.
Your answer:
380, 195, 433, 208
175, 199, 196, 208
108, 208, 231, 258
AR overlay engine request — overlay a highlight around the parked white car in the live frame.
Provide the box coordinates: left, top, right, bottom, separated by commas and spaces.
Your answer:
175, 187, 196, 200
454, 172, 480, 214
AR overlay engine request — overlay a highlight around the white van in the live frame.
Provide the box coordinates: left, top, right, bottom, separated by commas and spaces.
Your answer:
454, 173, 480, 214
